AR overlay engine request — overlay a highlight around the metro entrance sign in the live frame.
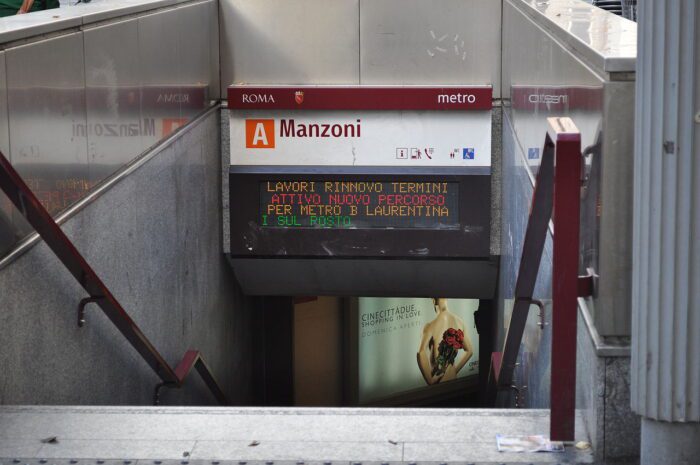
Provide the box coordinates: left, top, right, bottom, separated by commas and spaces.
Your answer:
226, 85, 496, 297
228, 86, 492, 167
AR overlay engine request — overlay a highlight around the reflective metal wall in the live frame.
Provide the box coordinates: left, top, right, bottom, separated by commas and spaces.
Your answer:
499, 0, 636, 406
0, 0, 218, 258
0, 50, 15, 256
7, 33, 88, 239
218, 0, 501, 93
499, 111, 555, 407
359, 0, 501, 95
220, 0, 360, 88
84, 18, 144, 181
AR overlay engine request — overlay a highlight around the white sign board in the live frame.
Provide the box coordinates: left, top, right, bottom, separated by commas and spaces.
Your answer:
230, 110, 491, 167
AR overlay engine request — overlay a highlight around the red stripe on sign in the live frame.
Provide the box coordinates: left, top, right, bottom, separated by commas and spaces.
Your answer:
227, 86, 492, 111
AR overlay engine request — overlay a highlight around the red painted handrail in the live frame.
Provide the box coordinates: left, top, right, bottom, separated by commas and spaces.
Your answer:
548, 118, 582, 441
0, 151, 228, 406
489, 117, 584, 441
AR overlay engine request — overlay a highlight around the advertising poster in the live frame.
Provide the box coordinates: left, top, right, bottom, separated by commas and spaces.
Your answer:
357, 297, 480, 404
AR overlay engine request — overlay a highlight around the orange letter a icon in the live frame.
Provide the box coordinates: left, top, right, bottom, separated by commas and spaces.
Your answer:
246, 119, 275, 148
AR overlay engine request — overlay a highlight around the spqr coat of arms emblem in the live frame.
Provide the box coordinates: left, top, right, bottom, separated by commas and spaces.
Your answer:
295, 90, 304, 105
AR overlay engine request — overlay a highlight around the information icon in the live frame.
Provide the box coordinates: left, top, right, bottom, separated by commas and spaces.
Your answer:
396, 148, 408, 159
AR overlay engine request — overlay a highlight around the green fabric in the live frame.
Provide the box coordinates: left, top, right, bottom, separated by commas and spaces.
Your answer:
0, 6, 17, 16
0, 0, 59, 17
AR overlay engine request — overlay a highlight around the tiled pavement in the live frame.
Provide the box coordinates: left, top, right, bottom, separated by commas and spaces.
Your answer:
0, 407, 594, 464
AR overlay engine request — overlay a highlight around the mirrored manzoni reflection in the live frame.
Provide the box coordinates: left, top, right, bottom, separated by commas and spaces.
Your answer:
7, 32, 90, 237
0, 1, 214, 259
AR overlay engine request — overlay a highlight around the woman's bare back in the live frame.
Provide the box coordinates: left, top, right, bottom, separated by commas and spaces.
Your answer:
426, 312, 466, 382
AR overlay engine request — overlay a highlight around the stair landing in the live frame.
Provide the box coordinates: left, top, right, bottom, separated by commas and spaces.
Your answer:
0, 406, 593, 465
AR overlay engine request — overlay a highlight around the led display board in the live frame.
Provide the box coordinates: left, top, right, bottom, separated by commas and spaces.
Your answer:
230, 172, 489, 258
259, 180, 459, 229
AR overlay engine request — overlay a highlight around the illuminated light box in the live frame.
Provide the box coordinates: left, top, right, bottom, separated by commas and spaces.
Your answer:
347, 297, 480, 405
227, 86, 497, 297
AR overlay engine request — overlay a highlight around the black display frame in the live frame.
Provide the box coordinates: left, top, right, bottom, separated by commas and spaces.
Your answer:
229, 168, 491, 259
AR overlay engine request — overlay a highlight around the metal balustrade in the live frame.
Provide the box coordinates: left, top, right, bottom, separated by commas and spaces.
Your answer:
488, 117, 592, 441
0, 149, 228, 406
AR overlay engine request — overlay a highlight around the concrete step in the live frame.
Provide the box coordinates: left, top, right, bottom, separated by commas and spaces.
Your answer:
0, 407, 594, 465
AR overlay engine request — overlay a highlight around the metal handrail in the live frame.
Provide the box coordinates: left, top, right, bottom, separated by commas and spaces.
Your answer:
0, 151, 228, 406
488, 117, 589, 441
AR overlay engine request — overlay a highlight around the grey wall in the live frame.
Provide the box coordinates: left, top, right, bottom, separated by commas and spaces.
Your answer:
576, 305, 639, 463
0, 108, 255, 406
218, 0, 501, 94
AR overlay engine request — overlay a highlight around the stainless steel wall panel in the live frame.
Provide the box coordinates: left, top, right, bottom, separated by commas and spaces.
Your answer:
1, 0, 222, 261
138, 8, 183, 145
84, 19, 145, 182
0, 50, 18, 258
501, 0, 635, 336
219, 0, 360, 93
499, 6, 637, 439
6, 33, 88, 218
499, 110, 555, 407
176, 2, 212, 122
207, 0, 221, 101
502, 0, 604, 175
511, 0, 636, 74
502, 0, 605, 100
359, 0, 501, 96
0, 52, 8, 159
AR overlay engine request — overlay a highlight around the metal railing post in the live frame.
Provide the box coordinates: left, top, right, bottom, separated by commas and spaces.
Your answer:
490, 117, 583, 442
548, 117, 582, 441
